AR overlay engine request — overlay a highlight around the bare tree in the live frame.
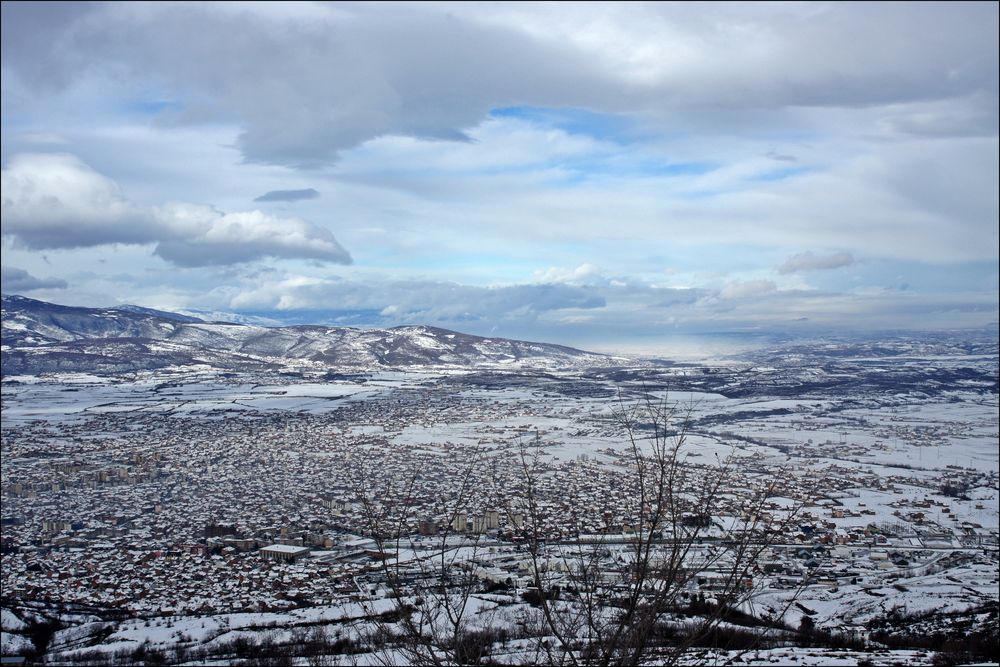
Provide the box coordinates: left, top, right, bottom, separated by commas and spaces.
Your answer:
489, 392, 807, 666
354, 447, 512, 666
357, 393, 806, 666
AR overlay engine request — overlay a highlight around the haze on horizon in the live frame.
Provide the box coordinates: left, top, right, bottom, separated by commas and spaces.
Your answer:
1, 1, 998, 354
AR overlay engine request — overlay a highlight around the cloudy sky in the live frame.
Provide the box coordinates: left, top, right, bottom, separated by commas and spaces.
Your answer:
2, 1, 997, 353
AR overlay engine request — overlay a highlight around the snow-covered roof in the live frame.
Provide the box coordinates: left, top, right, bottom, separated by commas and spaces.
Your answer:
260, 544, 311, 555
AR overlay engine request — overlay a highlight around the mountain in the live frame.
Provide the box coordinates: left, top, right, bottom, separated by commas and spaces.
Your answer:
117, 304, 205, 323
1, 295, 604, 376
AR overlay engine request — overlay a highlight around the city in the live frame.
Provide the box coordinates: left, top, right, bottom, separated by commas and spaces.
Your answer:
2, 300, 997, 664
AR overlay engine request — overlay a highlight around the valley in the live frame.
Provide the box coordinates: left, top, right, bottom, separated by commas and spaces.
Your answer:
1, 297, 997, 665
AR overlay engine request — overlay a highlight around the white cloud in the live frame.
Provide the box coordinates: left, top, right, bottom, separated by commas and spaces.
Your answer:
1, 153, 351, 267
533, 263, 604, 285
153, 204, 351, 267
1, 153, 157, 249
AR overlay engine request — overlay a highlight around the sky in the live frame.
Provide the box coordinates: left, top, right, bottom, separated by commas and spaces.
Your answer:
1, 1, 998, 354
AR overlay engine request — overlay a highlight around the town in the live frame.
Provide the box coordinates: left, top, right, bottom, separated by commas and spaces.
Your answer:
2, 358, 996, 663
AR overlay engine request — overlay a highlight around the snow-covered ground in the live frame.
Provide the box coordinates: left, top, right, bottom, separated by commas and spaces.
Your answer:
2, 339, 996, 665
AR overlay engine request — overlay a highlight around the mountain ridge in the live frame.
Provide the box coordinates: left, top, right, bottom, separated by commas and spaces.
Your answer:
1, 295, 606, 376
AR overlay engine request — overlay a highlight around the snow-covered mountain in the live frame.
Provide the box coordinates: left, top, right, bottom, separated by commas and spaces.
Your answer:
1, 295, 604, 375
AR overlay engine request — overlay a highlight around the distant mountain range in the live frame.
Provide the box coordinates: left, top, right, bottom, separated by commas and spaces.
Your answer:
1, 295, 605, 376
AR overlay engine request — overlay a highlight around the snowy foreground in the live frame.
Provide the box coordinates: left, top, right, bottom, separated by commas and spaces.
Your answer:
0, 596, 992, 666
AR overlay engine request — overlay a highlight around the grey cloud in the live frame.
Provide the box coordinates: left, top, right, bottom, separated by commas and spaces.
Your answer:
0, 1, 95, 92
254, 188, 320, 202
231, 278, 604, 321
766, 151, 797, 163
46, 266, 994, 345
17, 132, 68, 145
411, 283, 606, 321
880, 94, 999, 139
221, 273, 997, 340
1, 154, 351, 267
227, 273, 841, 329
719, 280, 778, 300
653, 289, 705, 308
1, 266, 68, 292
4, 3, 994, 167
779, 252, 856, 274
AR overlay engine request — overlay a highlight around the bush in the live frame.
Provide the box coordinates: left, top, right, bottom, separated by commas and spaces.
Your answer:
453, 629, 507, 665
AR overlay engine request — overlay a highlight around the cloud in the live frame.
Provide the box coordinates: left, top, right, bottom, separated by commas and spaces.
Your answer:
201, 271, 997, 348
17, 132, 68, 145
227, 276, 605, 321
253, 188, 320, 202
766, 151, 797, 163
779, 251, 856, 274
1, 3, 995, 345
152, 203, 351, 267
879, 93, 1000, 139
1, 153, 158, 248
219, 272, 785, 328
1, 153, 351, 267
719, 280, 777, 300
533, 263, 604, 285
3, 2, 995, 166
316, 111, 996, 264
1, 266, 68, 292
48, 262, 996, 350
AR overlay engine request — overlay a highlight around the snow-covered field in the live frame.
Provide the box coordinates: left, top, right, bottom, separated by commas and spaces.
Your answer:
0, 372, 429, 424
